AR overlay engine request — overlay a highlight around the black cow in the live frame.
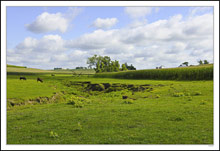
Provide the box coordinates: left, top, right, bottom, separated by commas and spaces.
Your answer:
37, 77, 43, 83
20, 77, 26, 80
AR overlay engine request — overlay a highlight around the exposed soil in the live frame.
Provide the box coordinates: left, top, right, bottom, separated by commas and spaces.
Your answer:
7, 92, 64, 107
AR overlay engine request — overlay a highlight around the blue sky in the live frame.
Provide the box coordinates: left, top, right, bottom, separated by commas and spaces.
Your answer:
7, 6, 213, 69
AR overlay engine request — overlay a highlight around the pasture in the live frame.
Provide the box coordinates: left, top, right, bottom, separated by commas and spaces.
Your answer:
6, 66, 213, 144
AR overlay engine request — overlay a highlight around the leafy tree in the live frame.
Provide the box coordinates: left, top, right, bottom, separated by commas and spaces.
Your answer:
204, 60, 209, 64
87, 55, 135, 73
129, 64, 136, 70
125, 62, 136, 70
182, 62, 189, 66
198, 60, 203, 65
114, 60, 120, 72
100, 62, 105, 72
95, 62, 101, 73
87, 55, 103, 69
121, 64, 128, 71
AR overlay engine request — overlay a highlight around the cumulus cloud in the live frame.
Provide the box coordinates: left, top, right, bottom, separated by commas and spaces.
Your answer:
91, 18, 118, 29
124, 7, 159, 18
26, 7, 82, 33
8, 10, 213, 69
26, 12, 69, 33
7, 34, 90, 69
125, 7, 152, 18
15, 35, 66, 54
189, 7, 213, 16
65, 12, 213, 69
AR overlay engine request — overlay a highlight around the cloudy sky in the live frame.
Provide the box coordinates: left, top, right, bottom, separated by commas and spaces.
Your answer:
7, 6, 213, 70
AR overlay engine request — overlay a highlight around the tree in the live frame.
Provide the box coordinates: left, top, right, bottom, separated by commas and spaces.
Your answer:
100, 62, 105, 72
121, 64, 128, 71
130, 64, 136, 70
87, 55, 135, 73
87, 55, 103, 69
182, 62, 189, 66
95, 62, 101, 73
114, 60, 120, 72
125, 62, 136, 70
204, 60, 209, 64
198, 60, 203, 65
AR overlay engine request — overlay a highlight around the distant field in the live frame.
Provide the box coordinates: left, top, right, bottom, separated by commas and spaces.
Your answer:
7, 64, 27, 68
7, 65, 95, 75
94, 64, 213, 80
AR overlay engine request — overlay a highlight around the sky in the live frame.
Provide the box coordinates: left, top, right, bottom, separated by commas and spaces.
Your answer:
6, 6, 214, 70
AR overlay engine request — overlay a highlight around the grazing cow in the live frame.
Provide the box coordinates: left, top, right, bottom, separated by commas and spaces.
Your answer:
37, 77, 43, 83
20, 77, 26, 80
122, 96, 128, 99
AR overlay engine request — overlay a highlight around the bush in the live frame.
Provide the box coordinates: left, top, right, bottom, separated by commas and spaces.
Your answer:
155, 95, 160, 98
173, 92, 185, 97
123, 99, 134, 104
67, 95, 90, 108
49, 131, 58, 138
74, 122, 83, 131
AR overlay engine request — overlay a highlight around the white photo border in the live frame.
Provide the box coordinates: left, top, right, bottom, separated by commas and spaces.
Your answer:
1, 1, 219, 150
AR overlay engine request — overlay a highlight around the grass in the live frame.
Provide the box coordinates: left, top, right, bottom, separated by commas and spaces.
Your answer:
7, 72, 213, 144
7, 77, 56, 105
94, 64, 213, 80
7, 64, 27, 68
7, 65, 95, 75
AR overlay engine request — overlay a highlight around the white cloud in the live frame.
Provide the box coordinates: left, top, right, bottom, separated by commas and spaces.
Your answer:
26, 7, 82, 33
189, 7, 212, 16
125, 7, 153, 18
91, 18, 118, 29
66, 12, 213, 69
26, 12, 69, 33
8, 11, 213, 69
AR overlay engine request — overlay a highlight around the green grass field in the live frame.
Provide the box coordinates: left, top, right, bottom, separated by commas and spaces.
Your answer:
6, 66, 213, 144
7, 65, 95, 75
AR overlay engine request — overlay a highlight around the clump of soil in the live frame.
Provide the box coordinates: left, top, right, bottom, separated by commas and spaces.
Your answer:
64, 81, 155, 94
7, 92, 65, 107
85, 82, 153, 92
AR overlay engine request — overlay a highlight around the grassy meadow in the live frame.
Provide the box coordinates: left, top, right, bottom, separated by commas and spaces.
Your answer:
6, 65, 213, 144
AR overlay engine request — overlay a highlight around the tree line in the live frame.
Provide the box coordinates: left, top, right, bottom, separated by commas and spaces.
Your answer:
87, 55, 136, 73
180, 60, 210, 67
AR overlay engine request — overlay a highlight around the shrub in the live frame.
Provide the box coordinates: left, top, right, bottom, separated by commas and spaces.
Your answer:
74, 122, 83, 131
173, 92, 185, 97
184, 92, 191, 96
67, 95, 90, 108
123, 99, 134, 104
155, 95, 160, 98
49, 131, 58, 138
